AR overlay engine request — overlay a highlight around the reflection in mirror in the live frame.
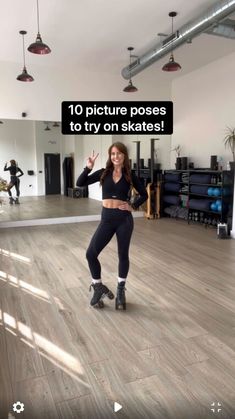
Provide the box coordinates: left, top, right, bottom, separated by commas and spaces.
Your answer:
0, 119, 101, 225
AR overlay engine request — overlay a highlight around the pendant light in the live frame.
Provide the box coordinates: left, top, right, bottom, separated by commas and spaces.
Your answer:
162, 12, 181, 72
28, 0, 51, 54
44, 123, 51, 131
17, 31, 34, 82
123, 47, 138, 92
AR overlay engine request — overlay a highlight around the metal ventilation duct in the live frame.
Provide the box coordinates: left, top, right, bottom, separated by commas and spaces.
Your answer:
121, 0, 235, 79
205, 18, 235, 39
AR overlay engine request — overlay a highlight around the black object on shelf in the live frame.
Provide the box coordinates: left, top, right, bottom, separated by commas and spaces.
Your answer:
27, 170, 34, 175
175, 157, 181, 170
68, 187, 88, 198
210, 155, 218, 170
181, 157, 188, 170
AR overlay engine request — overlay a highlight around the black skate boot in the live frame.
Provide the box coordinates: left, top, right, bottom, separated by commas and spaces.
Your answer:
89, 283, 114, 308
9, 197, 14, 205
15, 198, 20, 204
115, 281, 126, 310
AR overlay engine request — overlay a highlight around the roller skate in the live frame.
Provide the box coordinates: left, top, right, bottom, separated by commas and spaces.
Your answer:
15, 198, 20, 204
115, 281, 126, 310
89, 283, 114, 308
9, 197, 14, 205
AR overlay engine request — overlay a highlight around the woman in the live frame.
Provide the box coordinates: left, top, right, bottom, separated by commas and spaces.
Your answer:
77, 142, 148, 309
4, 160, 24, 204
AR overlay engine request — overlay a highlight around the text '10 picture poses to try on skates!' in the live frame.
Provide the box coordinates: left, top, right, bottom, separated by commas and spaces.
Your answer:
4, 160, 24, 205
77, 142, 148, 309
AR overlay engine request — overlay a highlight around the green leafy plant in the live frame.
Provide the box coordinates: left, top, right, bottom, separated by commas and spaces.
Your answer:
223, 127, 235, 162
171, 145, 181, 157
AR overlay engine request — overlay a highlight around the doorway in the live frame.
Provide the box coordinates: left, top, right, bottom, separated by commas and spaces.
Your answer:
44, 153, 61, 195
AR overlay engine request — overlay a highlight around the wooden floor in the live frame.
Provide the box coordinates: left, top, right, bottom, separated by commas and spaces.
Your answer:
0, 195, 102, 223
1, 217, 235, 418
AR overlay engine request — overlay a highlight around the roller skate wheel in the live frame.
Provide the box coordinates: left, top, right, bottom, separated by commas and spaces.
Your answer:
97, 300, 104, 308
115, 298, 126, 310
107, 290, 114, 300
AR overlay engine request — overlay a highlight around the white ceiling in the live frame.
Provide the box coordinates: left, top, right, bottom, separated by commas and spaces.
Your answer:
1, 0, 235, 80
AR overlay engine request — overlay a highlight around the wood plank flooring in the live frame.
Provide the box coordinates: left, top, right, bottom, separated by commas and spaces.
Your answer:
0, 196, 102, 223
0, 218, 235, 418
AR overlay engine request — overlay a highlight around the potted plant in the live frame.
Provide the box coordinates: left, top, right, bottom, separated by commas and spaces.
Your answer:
223, 127, 235, 171
171, 145, 181, 169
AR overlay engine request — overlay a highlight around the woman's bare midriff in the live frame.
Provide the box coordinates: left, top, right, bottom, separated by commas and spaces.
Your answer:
102, 199, 126, 209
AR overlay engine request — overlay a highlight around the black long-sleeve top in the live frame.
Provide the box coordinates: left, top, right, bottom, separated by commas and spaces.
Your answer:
77, 167, 148, 210
4, 164, 24, 177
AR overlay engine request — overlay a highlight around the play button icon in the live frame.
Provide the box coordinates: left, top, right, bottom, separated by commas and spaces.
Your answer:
114, 402, 122, 412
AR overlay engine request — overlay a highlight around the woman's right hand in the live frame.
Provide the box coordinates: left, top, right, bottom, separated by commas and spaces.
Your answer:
86, 150, 99, 170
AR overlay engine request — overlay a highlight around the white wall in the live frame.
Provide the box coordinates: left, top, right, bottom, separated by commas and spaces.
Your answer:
2, 48, 235, 173
171, 50, 235, 169
0, 61, 172, 198
0, 61, 171, 121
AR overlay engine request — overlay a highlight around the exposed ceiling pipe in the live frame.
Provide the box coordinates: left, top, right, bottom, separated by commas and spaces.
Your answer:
121, 0, 235, 79
205, 18, 235, 39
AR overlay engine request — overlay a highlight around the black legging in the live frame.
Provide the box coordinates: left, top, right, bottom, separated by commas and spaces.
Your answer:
8, 176, 20, 197
86, 207, 134, 279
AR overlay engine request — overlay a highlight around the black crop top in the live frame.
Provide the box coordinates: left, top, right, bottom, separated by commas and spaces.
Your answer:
76, 167, 148, 209
4, 164, 24, 177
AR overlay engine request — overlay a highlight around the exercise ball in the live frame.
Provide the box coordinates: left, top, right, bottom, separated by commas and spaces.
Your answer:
211, 202, 217, 211
210, 202, 217, 211
213, 188, 221, 197
207, 187, 214, 196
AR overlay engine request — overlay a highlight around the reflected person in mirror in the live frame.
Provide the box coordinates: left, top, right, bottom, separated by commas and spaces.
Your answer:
4, 159, 24, 205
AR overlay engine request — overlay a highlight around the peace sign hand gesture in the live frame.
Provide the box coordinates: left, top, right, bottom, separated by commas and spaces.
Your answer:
86, 150, 99, 170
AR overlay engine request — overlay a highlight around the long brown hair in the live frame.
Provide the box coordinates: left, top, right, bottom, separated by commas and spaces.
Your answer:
100, 142, 132, 184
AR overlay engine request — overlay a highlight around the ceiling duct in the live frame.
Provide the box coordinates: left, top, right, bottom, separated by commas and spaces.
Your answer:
205, 18, 235, 39
162, 31, 180, 47
121, 0, 235, 79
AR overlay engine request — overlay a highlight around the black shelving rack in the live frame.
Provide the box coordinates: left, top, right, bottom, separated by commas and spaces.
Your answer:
161, 169, 234, 228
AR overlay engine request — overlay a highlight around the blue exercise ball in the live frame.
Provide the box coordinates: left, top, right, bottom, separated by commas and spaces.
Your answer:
210, 202, 217, 211
207, 187, 214, 196
215, 199, 221, 206
217, 203, 222, 212
213, 188, 221, 197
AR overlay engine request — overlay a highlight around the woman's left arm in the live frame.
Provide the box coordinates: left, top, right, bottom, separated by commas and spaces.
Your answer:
131, 174, 148, 210
17, 168, 24, 177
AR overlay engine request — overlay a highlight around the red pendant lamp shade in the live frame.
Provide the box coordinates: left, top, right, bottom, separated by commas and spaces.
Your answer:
123, 47, 138, 92
28, 33, 51, 55
17, 31, 34, 82
162, 12, 181, 72
28, 0, 51, 55
162, 53, 181, 72
123, 79, 138, 93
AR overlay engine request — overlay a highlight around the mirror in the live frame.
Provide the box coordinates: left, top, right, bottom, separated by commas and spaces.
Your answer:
0, 119, 170, 226
0, 119, 102, 225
